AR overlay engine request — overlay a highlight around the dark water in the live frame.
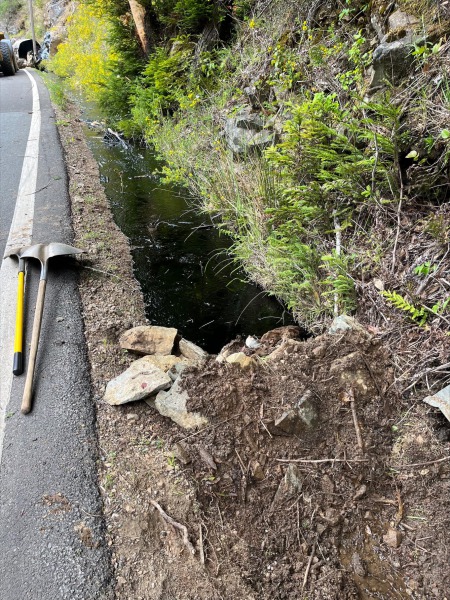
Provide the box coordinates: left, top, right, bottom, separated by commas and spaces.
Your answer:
83, 126, 292, 353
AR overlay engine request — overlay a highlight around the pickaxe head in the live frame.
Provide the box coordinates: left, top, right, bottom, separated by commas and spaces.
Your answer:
8, 243, 83, 279
4, 246, 27, 271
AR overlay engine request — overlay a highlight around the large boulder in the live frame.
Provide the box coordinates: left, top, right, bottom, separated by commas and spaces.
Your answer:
370, 35, 417, 87
387, 10, 419, 31
223, 109, 276, 155
120, 325, 177, 355
369, 10, 422, 89
104, 356, 172, 405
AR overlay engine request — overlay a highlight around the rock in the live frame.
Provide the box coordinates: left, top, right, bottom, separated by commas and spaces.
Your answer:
154, 378, 207, 429
368, 9, 421, 90
312, 345, 326, 358
143, 354, 186, 373
272, 464, 302, 507
250, 460, 265, 481
383, 527, 403, 548
353, 484, 367, 501
284, 464, 302, 491
328, 315, 368, 335
245, 335, 261, 349
119, 325, 177, 355
216, 338, 243, 362
351, 552, 367, 577
178, 338, 208, 362
168, 361, 190, 382
223, 109, 276, 155
387, 10, 419, 31
369, 33, 423, 88
322, 507, 341, 526
104, 357, 172, 405
274, 410, 304, 435
370, 13, 385, 41
297, 390, 317, 427
423, 384, 450, 422
273, 391, 317, 434
243, 85, 258, 107
198, 447, 217, 470
260, 325, 301, 344
172, 442, 191, 465
225, 352, 256, 369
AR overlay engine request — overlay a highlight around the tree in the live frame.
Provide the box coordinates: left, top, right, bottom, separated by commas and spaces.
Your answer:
128, 0, 154, 55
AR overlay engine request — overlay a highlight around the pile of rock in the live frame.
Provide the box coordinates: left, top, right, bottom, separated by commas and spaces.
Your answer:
104, 318, 377, 431
104, 325, 208, 428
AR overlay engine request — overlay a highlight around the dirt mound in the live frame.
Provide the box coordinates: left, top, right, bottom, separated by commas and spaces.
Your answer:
163, 327, 448, 599
174, 330, 398, 598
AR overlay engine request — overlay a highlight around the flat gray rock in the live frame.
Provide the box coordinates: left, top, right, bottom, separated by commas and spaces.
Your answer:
154, 379, 207, 429
104, 356, 172, 405
328, 314, 368, 335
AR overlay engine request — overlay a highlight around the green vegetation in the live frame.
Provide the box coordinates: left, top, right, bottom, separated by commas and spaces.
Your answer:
0, 0, 23, 20
46, 0, 450, 330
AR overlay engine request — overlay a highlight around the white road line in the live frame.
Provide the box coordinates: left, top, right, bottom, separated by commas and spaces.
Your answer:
0, 70, 41, 465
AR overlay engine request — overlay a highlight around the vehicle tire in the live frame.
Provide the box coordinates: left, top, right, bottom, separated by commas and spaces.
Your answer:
12, 50, 19, 72
0, 40, 16, 76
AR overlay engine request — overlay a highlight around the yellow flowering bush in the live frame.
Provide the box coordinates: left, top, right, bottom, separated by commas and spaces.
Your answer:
50, 3, 117, 101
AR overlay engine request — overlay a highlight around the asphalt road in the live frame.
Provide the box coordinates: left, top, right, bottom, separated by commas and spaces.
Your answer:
0, 70, 113, 599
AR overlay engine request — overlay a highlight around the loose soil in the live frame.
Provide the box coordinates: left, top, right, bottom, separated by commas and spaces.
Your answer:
55, 98, 450, 600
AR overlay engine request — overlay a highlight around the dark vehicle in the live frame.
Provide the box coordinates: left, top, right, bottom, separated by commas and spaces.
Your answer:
0, 32, 18, 75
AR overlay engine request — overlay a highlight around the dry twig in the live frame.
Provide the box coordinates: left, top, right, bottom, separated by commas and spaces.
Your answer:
403, 362, 450, 392
391, 456, 450, 469
340, 388, 365, 453
302, 538, 317, 591
198, 523, 205, 565
276, 458, 368, 464
150, 500, 195, 555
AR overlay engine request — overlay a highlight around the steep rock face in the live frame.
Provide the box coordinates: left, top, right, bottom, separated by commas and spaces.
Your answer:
45, 0, 72, 27
44, 0, 73, 54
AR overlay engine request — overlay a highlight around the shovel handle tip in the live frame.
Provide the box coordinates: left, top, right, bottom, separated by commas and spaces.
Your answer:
13, 352, 23, 376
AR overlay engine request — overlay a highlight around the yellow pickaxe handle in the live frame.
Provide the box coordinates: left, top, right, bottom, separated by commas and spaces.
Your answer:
13, 264, 25, 375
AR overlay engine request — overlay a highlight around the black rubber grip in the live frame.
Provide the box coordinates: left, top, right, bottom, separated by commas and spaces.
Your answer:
13, 352, 23, 376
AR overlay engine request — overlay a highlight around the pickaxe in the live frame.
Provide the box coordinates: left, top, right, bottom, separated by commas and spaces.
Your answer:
6, 243, 83, 414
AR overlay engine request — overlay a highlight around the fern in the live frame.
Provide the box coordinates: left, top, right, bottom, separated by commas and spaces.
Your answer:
381, 290, 428, 326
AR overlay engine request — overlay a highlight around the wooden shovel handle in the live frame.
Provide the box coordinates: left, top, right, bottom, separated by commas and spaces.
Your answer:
21, 279, 47, 414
